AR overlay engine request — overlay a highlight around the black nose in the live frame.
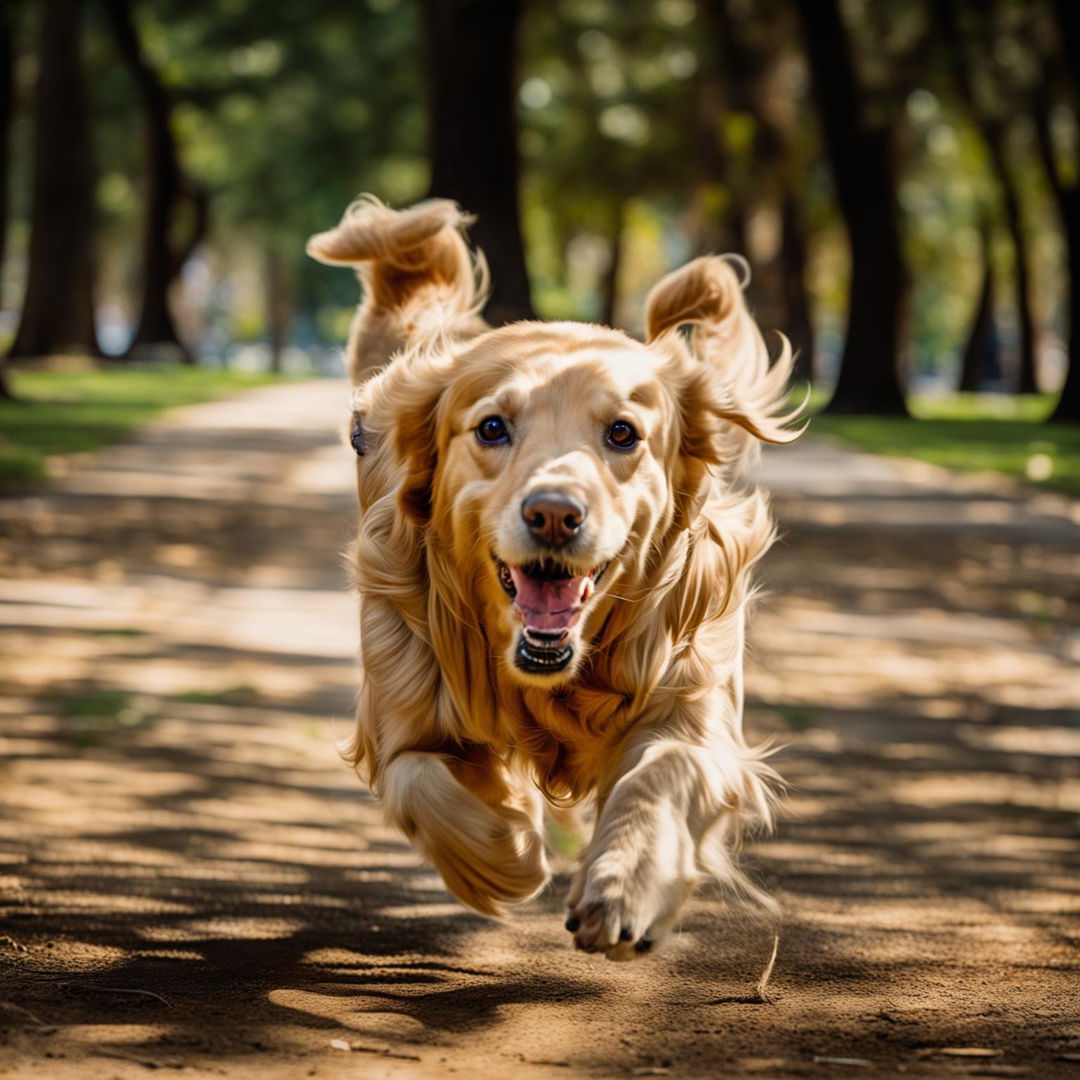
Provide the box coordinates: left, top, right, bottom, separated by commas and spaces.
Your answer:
521, 490, 587, 547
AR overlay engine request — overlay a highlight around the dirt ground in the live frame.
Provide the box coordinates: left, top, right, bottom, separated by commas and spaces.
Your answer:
1, 379, 1078, 1080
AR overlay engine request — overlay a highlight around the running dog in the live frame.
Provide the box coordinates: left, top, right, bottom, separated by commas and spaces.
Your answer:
308, 197, 800, 960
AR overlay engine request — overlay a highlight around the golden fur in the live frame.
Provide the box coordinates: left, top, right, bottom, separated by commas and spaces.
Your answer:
308, 197, 801, 959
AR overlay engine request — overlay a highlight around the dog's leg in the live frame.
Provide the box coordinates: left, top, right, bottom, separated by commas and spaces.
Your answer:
564, 735, 775, 961
382, 750, 549, 916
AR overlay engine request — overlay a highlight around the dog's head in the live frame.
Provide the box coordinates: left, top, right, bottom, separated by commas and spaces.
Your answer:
354, 257, 800, 691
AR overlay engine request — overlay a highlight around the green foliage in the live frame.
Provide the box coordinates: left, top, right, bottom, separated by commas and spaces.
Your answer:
4, 0, 1076, 400
518, 0, 706, 320
0, 366, 283, 490
811, 394, 1080, 496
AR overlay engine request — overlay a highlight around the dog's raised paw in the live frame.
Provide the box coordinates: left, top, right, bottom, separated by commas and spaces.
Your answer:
565, 896, 661, 962
564, 831, 695, 961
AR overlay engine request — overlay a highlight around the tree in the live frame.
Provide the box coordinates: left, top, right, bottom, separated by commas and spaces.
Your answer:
102, 0, 199, 362
0, 2, 15, 395
1038, 0, 1080, 422
793, 0, 908, 415
421, 0, 534, 323
8, 0, 100, 360
935, 0, 1039, 394
957, 220, 1000, 392
519, 0, 704, 327
696, 0, 816, 381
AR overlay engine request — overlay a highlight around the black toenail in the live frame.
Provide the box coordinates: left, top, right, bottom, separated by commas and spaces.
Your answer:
619, 927, 632, 941
565, 915, 580, 932
635, 936, 653, 953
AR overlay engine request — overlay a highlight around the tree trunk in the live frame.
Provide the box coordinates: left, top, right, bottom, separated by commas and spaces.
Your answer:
1036, 101, 1080, 422
934, 0, 1038, 394
992, 133, 1039, 394
8, 0, 100, 360
694, 0, 751, 258
1045, 0, 1080, 422
102, 0, 190, 362
1049, 203, 1080, 421
599, 202, 624, 328
780, 188, 815, 383
793, 0, 908, 415
0, 3, 14, 396
421, 0, 533, 324
172, 181, 209, 279
265, 248, 289, 375
958, 232, 996, 393
698, 0, 815, 384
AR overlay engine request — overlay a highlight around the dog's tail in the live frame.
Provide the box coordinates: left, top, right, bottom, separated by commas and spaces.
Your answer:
307, 196, 489, 382
381, 751, 550, 917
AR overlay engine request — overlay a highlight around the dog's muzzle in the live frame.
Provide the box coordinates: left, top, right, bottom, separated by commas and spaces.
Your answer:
494, 556, 609, 676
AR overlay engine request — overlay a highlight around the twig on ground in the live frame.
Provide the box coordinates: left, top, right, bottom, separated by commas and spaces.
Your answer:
0, 1000, 47, 1026
755, 933, 780, 1003
85, 987, 174, 1008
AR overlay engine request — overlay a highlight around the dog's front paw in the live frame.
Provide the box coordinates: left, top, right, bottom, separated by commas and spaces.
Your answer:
564, 852, 693, 962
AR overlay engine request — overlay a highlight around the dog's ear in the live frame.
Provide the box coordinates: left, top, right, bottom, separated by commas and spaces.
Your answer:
645, 255, 746, 344
645, 256, 803, 452
395, 371, 445, 524
355, 349, 450, 525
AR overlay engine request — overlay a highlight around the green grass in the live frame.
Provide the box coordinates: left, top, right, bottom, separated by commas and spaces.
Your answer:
775, 704, 820, 732
0, 364, 284, 491
172, 685, 259, 705
807, 393, 1080, 497
53, 688, 153, 746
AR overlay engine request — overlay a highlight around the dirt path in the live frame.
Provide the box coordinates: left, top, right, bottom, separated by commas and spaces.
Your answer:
1, 379, 1077, 1079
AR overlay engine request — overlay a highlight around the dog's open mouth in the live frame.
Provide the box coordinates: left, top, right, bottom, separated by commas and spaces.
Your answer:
495, 558, 607, 675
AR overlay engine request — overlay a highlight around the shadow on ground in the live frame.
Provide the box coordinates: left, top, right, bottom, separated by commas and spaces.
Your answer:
1, 383, 1078, 1078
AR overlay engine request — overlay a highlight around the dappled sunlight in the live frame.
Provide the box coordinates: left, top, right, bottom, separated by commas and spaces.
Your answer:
1, 384, 1078, 1077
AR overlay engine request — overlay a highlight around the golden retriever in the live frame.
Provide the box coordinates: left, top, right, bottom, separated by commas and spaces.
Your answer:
307, 197, 800, 960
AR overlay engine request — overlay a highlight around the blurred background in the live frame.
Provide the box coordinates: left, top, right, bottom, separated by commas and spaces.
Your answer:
1, 0, 1079, 485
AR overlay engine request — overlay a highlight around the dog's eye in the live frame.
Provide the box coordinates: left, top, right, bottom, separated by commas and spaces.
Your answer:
476, 416, 511, 446
606, 420, 639, 451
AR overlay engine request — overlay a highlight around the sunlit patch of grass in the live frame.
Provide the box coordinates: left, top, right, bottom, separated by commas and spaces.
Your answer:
173, 685, 259, 705
776, 704, 819, 732
1016, 590, 1068, 640
0, 445, 47, 486
54, 688, 154, 746
807, 392, 1080, 496
546, 818, 584, 857
0, 364, 285, 491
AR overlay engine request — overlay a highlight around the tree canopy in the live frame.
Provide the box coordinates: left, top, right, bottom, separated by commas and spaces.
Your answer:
2, 0, 1077, 416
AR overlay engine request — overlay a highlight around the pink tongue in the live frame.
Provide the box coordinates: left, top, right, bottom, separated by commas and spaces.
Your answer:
509, 568, 590, 633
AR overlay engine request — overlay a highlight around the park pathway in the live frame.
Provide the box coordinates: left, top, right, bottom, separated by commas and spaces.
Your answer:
0, 379, 1077, 1079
